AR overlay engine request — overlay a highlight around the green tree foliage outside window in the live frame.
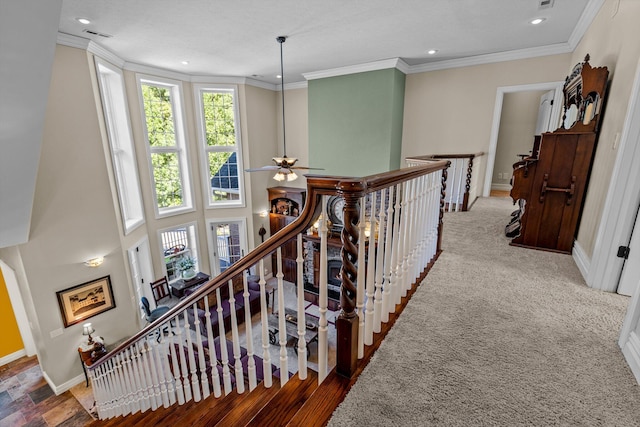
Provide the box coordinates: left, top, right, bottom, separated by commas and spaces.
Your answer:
202, 91, 240, 203
142, 84, 184, 208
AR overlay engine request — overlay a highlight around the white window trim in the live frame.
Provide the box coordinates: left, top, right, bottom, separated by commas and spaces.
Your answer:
193, 83, 246, 209
157, 221, 200, 283
137, 74, 195, 219
206, 217, 248, 277
95, 57, 145, 235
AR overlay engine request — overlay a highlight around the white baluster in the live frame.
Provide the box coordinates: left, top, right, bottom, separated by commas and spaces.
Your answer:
227, 279, 245, 393
174, 315, 192, 403
192, 302, 209, 399
373, 188, 387, 333
455, 158, 465, 211
183, 311, 201, 402
258, 259, 273, 388
242, 272, 258, 390
296, 233, 308, 377
276, 247, 289, 385
216, 287, 233, 394
204, 296, 222, 397
318, 195, 329, 382
381, 185, 395, 322
139, 341, 158, 411
129, 344, 147, 411
364, 191, 378, 345
151, 337, 170, 408
168, 322, 185, 405
389, 183, 403, 313
158, 334, 176, 407
137, 342, 153, 411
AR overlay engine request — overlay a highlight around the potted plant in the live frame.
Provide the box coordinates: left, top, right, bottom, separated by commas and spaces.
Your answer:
177, 255, 197, 280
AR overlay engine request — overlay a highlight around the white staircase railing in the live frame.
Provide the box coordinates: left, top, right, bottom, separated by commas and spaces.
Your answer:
87, 160, 449, 420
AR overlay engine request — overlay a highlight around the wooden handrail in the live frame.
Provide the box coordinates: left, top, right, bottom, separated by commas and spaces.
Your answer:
88, 160, 449, 372
406, 152, 485, 161
88, 160, 450, 417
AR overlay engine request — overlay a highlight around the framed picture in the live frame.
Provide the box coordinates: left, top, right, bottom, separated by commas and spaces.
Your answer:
56, 275, 116, 327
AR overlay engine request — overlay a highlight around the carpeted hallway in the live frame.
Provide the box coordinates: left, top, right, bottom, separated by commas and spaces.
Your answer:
329, 197, 640, 426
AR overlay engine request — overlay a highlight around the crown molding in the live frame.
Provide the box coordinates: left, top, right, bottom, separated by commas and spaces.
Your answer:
568, 0, 605, 49
407, 43, 573, 74
57, 32, 89, 49
304, 58, 410, 81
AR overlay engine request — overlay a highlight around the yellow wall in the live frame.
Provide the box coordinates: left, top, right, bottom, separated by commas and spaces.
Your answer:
0, 268, 24, 357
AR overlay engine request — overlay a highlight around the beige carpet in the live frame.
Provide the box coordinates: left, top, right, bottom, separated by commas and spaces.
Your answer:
329, 197, 640, 426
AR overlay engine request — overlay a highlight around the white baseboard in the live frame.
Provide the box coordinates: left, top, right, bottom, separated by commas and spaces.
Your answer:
572, 240, 591, 283
0, 349, 26, 366
491, 183, 512, 191
43, 369, 86, 395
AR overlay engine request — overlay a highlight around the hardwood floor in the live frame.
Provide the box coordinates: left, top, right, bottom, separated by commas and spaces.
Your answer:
0, 356, 93, 427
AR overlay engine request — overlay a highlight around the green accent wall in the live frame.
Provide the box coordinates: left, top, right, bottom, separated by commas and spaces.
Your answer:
308, 68, 406, 177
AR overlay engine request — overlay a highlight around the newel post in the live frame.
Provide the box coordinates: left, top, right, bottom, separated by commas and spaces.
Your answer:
463, 156, 473, 211
336, 182, 363, 377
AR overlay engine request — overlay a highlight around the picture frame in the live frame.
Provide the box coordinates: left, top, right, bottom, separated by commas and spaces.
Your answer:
56, 275, 116, 327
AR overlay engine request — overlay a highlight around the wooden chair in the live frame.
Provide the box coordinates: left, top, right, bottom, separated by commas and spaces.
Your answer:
150, 276, 170, 305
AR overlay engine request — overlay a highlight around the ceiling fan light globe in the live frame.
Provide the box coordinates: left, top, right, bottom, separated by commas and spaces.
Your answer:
273, 171, 286, 181
287, 171, 298, 181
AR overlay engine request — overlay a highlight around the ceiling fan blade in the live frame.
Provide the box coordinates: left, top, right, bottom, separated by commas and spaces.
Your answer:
290, 166, 325, 170
245, 165, 280, 172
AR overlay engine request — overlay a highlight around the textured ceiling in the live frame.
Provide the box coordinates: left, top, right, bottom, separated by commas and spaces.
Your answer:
58, 0, 595, 84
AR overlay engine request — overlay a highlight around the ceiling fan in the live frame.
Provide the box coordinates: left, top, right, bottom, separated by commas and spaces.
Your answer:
245, 36, 322, 182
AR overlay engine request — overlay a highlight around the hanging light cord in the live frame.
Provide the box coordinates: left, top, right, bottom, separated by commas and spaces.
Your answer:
277, 36, 287, 158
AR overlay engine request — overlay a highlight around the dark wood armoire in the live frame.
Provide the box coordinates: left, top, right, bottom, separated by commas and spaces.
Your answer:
509, 55, 609, 253
267, 186, 306, 282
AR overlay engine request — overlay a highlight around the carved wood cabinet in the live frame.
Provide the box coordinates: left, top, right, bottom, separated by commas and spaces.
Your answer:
268, 186, 306, 282
509, 55, 609, 254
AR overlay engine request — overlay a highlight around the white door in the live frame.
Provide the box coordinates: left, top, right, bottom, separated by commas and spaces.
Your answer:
128, 238, 155, 319
208, 219, 248, 276
618, 211, 640, 384
535, 90, 556, 134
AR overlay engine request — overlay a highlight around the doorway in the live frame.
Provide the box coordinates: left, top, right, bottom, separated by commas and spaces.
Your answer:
482, 81, 564, 197
207, 219, 248, 276
127, 237, 154, 323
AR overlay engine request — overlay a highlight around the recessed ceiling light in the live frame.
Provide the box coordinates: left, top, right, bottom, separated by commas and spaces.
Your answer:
530, 18, 546, 25
76, 18, 91, 25
181, 61, 189, 65
427, 49, 438, 55
276, 74, 282, 79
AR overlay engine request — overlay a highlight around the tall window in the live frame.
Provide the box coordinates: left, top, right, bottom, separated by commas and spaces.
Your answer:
95, 58, 144, 234
159, 223, 199, 282
138, 76, 193, 217
194, 85, 244, 208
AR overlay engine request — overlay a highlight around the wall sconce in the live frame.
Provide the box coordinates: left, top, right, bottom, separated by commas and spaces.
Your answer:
82, 322, 95, 344
259, 210, 268, 218
84, 256, 104, 267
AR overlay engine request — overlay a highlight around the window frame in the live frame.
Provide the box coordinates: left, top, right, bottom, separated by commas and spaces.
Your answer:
206, 217, 248, 276
158, 222, 200, 284
193, 84, 245, 209
137, 74, 194, 218
94, 58, 145, 235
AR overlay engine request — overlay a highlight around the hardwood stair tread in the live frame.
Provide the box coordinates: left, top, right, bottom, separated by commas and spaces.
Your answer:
214, 378, 282, 426
246, 370, 319, 427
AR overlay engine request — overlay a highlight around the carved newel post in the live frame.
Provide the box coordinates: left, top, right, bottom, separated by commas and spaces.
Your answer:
336, 183, 362, 377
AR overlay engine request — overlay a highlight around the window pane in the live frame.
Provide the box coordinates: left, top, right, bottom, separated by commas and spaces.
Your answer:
161, 225, 198, 282
209, 151, 240, 202
215, 222, 242, 272
142, 84, 176, 147
151, 152, 183, 208
202, 92, 235, 147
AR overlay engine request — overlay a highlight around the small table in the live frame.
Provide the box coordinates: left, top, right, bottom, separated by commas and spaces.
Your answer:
170, 272, 210, 298
268, 308, 319, 355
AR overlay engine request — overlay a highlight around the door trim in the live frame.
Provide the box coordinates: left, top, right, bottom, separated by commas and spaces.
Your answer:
206, 217, 248, 277
587, 57, 640, 293
483, 81, 564, 197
